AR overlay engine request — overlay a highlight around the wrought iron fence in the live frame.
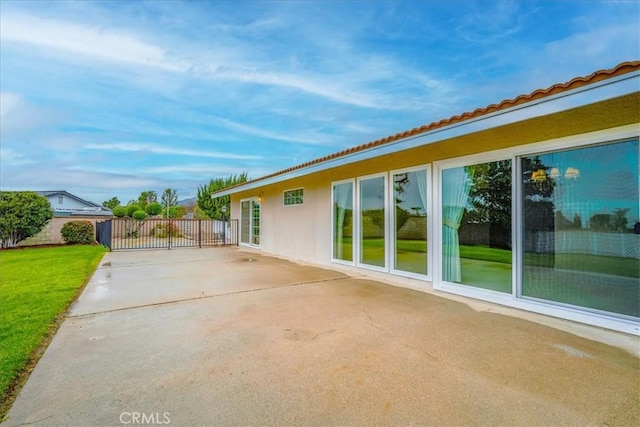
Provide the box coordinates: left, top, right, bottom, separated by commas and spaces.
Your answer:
98, 218, 238, 250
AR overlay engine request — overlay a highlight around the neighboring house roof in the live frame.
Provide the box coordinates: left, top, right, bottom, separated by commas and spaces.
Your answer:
36, 190, 102, 207
214, 60, 640, 197
35, 190, 113, 216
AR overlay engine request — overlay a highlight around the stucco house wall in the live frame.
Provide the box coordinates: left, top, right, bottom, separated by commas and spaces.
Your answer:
231, 92, 639, 266
223, 62, 640, 334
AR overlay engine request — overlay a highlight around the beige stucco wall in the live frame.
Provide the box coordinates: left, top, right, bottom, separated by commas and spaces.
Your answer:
230, 93, 640, 267
17, 216, 111, 247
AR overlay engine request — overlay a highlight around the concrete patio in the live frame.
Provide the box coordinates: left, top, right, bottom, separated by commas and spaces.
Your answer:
4, 247, 639, 426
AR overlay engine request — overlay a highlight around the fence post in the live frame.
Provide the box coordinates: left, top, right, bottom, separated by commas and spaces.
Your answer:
198, 219, 202, 248
168, 218, 172, 250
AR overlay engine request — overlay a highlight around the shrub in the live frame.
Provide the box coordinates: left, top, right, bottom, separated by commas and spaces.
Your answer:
146, 202, 162, 216
132, 210, 148, 221
126, 204, 143, 217
113, 206, 127, 217
61, 220, 95, 245
150, 222, 182, 238
113, 204, 148, 238
0, 192, 53, 248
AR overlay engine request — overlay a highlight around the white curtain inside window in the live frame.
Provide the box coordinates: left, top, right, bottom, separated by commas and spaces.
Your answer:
334, 184, 351, 259
416, 169, 428, 217
442, 167, 474, 282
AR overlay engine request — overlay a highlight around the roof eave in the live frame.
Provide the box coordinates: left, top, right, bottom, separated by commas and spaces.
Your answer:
213, 64, 640, 198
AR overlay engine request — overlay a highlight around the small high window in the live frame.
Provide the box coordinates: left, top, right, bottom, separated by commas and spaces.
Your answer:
58, 195, 63, 204
283, 188, 303, 206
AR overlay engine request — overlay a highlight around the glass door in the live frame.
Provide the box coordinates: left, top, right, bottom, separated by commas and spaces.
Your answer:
392, 167, 429, 278
358, 174, 387, 269
240, 199, 261, 247
520, 139, 639, 318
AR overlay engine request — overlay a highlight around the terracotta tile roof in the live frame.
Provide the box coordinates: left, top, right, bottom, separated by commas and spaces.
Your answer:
221, 60, 640, 193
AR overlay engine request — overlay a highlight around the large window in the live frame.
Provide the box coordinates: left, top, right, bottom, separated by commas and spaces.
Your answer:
359, 175, 387, 269
521, 139, 639, 318
441, 160, 512, 293
393, 167, 429, 277
332, 181, 354, 263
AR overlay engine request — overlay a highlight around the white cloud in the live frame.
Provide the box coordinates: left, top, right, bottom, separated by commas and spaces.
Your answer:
543, 22, 639, 66
0, 167, 162, 191
136, 164, 272, 177
0, 11, 452, 112
0, 92, 24, 117
213, 68, 381, 109
84, 143, 261, 160
0, 147, 34, 166
0, 92, 63, 137
0, 13, 187, 72
454, 1, 524, 44
208, 116, 333, 145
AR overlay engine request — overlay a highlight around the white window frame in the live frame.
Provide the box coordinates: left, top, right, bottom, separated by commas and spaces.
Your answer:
240, 197, 261, 249
283, 188, 304, 206
356, 172, 390, 273
389, 164, 432, 281
331, 178, 356, 266
434, 150, 516, 305
433, 124, 639, 335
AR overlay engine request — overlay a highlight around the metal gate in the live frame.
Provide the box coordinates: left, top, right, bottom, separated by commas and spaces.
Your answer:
96, 219, 112, 249
96, 218, 238, 250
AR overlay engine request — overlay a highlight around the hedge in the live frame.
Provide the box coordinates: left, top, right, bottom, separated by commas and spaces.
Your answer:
60, 220, 95, 245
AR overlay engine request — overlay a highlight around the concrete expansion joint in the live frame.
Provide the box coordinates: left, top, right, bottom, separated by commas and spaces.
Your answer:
98, 256, 243, 269
68, 275, 362, 319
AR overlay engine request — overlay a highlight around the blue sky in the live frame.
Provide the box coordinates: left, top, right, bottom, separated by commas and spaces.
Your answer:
1, 1, 638, 205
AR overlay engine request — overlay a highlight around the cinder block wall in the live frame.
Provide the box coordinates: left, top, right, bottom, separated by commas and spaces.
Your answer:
18, 216, 112, 246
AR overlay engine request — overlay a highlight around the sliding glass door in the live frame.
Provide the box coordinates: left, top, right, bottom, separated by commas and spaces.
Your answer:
359, 175, 387, 269
332, 180, 354, 263
392, 167, 429, 277
521, 139, 639, 318
441, 159, 512, 293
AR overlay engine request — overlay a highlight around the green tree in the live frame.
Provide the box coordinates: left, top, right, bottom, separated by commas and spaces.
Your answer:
521, 156, 556, 233
113, 202, 148, 238
126, 203, 144, 217
137, 191, 157, 210
612, 208, 631, 232
146, 202, 162, 216
160, 188, 180, 219
102, 197, 120, 210
161, 188, 178, 209
113, 206, 127, 217
163, 205, 187, 219
464, 161, 512, 249
197, 173, 249, 219
0, 192, 54, 248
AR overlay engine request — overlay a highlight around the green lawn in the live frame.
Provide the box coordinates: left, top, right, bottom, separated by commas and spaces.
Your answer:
524, 252, 639, 278
0, 245, 106, 413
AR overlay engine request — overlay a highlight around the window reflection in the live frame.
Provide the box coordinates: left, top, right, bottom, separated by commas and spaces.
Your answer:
521, 139, 640, 317
442, 160, 512, 292
394, 169, 428, 275
333, 182, 353, 262
360, 176, 386, 268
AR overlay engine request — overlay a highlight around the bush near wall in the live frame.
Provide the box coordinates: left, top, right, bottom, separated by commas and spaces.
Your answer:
151, 222, 182, 238
61, 220, 95, 245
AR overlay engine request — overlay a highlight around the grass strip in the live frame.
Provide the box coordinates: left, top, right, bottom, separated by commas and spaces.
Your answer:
0, 245, 107, 418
